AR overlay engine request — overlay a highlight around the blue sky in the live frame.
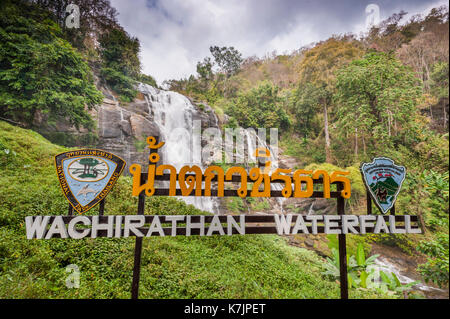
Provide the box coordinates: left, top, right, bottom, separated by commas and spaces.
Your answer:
110, 0, 449, 84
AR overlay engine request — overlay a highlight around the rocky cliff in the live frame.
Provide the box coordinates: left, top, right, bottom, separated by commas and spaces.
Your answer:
35, 80, 219, 175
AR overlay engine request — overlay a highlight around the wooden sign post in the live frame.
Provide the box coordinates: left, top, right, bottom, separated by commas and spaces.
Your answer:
131, 137, 157, 299
337, 182, 348, 299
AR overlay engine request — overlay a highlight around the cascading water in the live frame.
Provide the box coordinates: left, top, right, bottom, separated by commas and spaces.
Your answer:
137, 83, 285, 214
372, 257, 447, 295
138, 83, 219, 213
244, 130, 285, 212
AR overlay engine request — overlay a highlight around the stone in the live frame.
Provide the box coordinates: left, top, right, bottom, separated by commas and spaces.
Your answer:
98, 105, 122, 138
129, 114, 159, 139
305, 239, 315, 247
119, 120, 132, 136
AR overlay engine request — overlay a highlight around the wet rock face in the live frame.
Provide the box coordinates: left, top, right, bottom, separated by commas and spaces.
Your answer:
94, 84, 220, 175
282, 197, 337, 215
96, 97, 161, 174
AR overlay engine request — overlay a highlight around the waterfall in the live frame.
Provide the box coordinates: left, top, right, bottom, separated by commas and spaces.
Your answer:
307, 202, 315, 215
244, 129, 285, 212
245, 130, 256, 164
138, 83, 219, 214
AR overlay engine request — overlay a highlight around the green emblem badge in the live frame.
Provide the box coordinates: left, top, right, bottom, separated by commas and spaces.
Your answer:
360, 157, 406, 214
55, 150, 126, 213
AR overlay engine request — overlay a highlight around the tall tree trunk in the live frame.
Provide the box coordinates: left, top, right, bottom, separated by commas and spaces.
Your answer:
362, 134, 366, 155
443, 101, 448, 130
323, 103, 331, 163
387, 110, 392, 137
354, 127, 358, 159
422, 55, 431, 92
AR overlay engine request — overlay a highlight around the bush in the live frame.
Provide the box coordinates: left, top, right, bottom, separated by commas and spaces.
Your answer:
100, 67, 137, 102
417, 233, 449, 288
40, 131, 99, 148
0, 0, 103, 129
226, 81, 291, 132
0, 120, 395, 299
305, 163, 365, 207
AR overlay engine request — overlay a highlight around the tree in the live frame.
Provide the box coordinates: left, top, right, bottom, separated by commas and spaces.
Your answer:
368, 6, 449, 91
226, 81, 291, 131
196, 57, 214, 82
99, 27, 141, 79
98, 27, 141, 101
0, 0, 103, 128
365, 10, 409, 53
209, 46, 243, 77
79, 157, 100, 175
28, 0, 119, 49
297, 37, 364, 162
138, 73, 158, 88
417, 233, 449, 288
291, 83, 327, 138
430, 62, 449, 130
335, 51, 422, 158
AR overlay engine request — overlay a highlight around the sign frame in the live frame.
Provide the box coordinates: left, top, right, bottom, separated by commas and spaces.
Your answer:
24, 137, 423, 300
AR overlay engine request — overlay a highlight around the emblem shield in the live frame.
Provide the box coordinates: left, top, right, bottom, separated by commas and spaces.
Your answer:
54, 150, 126, 213
360, 157, 406, 214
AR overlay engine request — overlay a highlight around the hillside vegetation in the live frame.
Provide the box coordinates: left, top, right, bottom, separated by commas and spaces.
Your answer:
165, 7, 449, 289
0, 0, 448, 296
0, 121, 394, 298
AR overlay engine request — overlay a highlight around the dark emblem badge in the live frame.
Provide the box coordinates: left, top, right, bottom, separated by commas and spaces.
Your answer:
360, 157, 406, 214
54, 150, 126, 213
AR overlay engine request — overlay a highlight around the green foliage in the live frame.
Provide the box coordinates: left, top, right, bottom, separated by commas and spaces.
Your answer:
0, 120, 397, 299
378, 271, 419, 294
420, 169, 449, 228
298, 37, 364, 88
322, 247, 355, 280
430, 62, 449, 99
196, 57, 214, 82
280, 134, 326, 165
323, 238, 404, 291
27, 0, 119, 51
305, 163, 366, 207
226, 81, 291, 131
290, 83, 327, 137
246, 197, 270, 212
322, 244, 378, 290
0, 145, 17, 170
138, 73, 158, 88
225, 197, 246, 213
164, 46, 243, 104
40, 131, 98, 148
0, 0, 103, 129
98, 27, 142, 101
99, 28, 140, 78
417, 233, 449, 288
322, 241, 417, 294
209, 46, 243, 77
335, 51, 422, 155
100, 67, 137, 102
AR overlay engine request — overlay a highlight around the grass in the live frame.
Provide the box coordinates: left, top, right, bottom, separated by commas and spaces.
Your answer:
0, 120, 395, 299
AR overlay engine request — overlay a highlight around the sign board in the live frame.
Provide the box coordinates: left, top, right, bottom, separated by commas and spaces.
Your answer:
25, 214, 421, 240
360, 157, 406, 214
24, 136, 422, 300
54, 150, 125, 214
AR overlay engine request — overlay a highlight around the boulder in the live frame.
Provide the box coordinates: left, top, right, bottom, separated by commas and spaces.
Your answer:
98, 104, 122, 138
129, 114, 159, 139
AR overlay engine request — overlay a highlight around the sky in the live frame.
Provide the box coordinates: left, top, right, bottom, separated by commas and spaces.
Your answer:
110, 0, 449, 85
